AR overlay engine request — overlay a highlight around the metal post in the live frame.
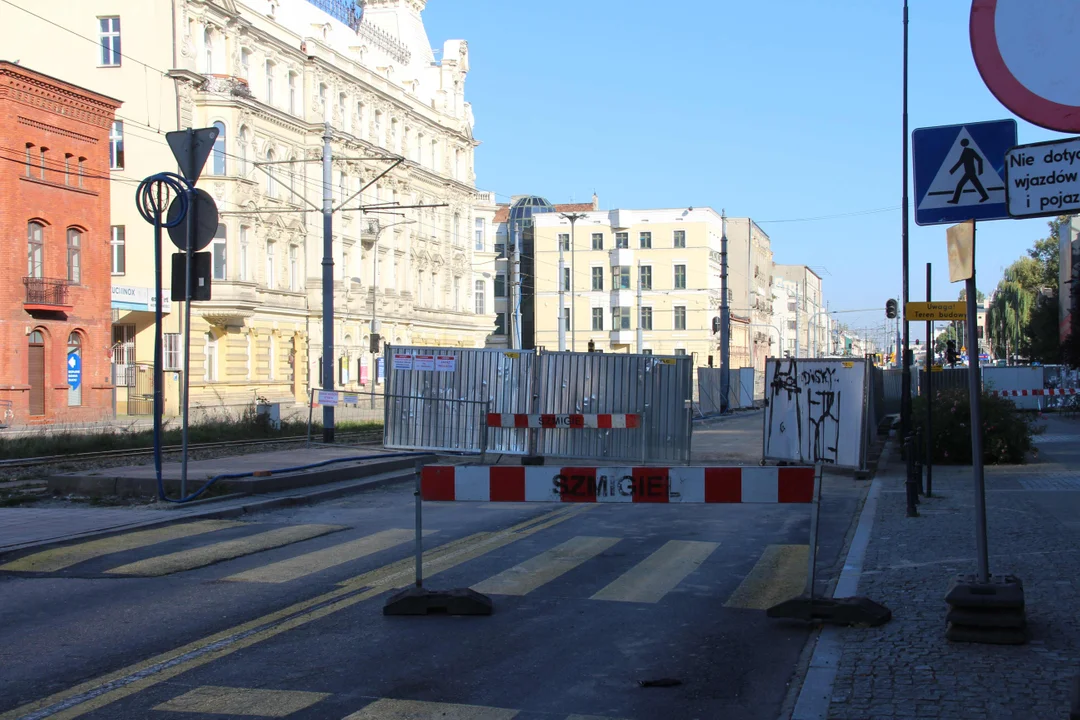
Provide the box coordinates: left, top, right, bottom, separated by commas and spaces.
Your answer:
900, 0, 913, 450
180, 130, 195, 499
636, 258, 644, 354
905, 434, 918, 517
558, 233, 566, 351
511, 224, 522, 350
306, 387, 314, 446
925, 262, 934, 497
966, 222, 990, 583
321, 123, 335, 443
413, 458, 424, 588
152, 188, 165, 482
804, 465, 822, 599
719, 212, 730, 413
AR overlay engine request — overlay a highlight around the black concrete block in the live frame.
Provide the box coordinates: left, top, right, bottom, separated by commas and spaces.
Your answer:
946, 607, 1027, 629
945, 574, 1025, 610
946, 622, 1028, 645
383, 587, 493, 616
767, 596, 892, 627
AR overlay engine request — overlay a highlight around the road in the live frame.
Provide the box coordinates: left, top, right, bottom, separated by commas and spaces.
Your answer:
0, 411, 867, 720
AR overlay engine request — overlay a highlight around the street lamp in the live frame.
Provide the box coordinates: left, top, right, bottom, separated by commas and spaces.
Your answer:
367, 218, 415, 402
560, 212, 586, 350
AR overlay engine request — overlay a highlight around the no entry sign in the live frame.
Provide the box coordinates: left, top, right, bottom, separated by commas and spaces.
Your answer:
971, 0, 1080, 132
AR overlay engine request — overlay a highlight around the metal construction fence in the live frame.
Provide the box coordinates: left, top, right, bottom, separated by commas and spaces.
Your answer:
382, 346, 694, 464
696, 368, 756, 415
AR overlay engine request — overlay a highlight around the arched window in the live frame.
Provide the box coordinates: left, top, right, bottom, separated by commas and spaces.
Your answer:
474, 280, 485, 315
453, 213, 461, 245
67, 332, 82, 406
204, 332, 218, 381
67, 228, 81, 284
27, 221, 43, 278
211, 121, 226, 176
203, 28, 214, 74
264, 60, 275, 105
28, 330, 45, 416
212, 224, 227, 280
265, 149, 276, 198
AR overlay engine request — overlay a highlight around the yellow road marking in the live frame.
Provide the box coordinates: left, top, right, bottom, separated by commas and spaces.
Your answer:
0, 520, 242, 573
590, 540, 718, 603
343, 698, 518, 719
223, 529, 433, 584
153, 685, 329, 716
0, 506, 592, 720
723, 544, 808, 610
472, 536, 620, 596
105, 524, 344, 577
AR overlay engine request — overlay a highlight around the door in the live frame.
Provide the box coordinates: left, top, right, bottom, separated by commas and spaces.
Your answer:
28, 330, 44, 416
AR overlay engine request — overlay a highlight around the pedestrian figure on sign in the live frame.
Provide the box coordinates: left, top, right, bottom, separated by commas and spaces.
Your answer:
947, 139, 989, 204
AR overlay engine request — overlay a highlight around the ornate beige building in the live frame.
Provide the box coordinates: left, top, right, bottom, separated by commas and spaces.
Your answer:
0, 0, 493, 416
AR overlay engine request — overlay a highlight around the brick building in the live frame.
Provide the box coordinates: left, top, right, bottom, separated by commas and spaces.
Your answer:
0, 62, 121, 424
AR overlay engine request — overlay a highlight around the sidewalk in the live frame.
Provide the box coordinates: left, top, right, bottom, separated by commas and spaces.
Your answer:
818, 433, 1080, 719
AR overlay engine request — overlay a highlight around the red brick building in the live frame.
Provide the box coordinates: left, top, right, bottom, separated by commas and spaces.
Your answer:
0, 62, 121, 425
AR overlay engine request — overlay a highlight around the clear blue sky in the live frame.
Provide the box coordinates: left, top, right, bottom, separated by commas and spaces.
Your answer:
424, 0, 1072, 342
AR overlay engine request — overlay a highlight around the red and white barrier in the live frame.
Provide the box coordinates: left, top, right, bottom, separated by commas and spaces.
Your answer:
421, 465, 815, 504
991, 388, 1078, 397
485, 413, 640, 429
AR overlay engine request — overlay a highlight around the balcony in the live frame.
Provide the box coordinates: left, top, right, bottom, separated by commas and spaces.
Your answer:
200, 74, 254, 99
609, 329, 635, 345
23, 277, 71, 311
609, 248, 634, 267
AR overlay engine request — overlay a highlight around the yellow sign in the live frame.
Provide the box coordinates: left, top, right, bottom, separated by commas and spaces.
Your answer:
660, 358, 678, 365
931, 365, 944, 372
905, 301, 966, 321
842, 362, 854, 368
504, 352, 520, 359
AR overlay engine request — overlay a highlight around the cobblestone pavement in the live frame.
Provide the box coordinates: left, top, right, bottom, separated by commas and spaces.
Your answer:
825, 416, 1080, 720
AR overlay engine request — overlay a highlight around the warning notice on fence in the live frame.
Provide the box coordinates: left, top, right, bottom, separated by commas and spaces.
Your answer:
435, 355, 456, 372
317, 391, 339, 406
392, 354, 413, 371
413, 355, 436, 372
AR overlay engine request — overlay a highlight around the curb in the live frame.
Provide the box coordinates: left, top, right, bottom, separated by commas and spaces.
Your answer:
0, 467, 419, 559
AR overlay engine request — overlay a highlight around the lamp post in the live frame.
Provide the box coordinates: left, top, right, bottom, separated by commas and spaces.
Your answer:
560, 212, 586, 350
369, 218, 415, 401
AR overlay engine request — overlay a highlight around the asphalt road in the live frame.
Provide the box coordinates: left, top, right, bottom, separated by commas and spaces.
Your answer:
0, 412, 867, 720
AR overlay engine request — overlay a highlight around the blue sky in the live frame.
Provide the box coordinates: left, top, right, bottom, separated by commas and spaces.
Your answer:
423, 0, 1071, 341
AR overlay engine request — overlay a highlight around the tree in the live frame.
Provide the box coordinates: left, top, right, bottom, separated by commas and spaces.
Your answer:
958, 287, 986, 303
1027, 291, 1061, 364
986, 281, 1032, 364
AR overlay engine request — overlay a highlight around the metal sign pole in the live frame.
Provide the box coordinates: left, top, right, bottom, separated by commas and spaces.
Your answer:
153, 189, 166, 484
925, 263, 934, 497
181, 130, 195, 500
413, 458, 425, 588
966, 222, 990, 583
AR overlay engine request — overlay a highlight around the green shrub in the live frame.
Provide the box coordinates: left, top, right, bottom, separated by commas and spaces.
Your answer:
912, 388, 1036, 465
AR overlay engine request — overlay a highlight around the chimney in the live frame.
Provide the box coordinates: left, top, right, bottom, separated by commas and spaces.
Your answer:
591, 191, 599, 210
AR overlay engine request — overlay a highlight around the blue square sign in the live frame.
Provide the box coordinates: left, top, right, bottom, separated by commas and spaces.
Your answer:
912, 119, 1017, 226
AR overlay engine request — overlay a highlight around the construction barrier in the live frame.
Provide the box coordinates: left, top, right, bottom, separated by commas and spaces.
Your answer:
990, 388, 1077, 397
383, 460, 890, 625
485, 413, 640, 429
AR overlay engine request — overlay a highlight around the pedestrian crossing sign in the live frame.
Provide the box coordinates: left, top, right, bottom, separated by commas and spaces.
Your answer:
913, 119, 1017, 226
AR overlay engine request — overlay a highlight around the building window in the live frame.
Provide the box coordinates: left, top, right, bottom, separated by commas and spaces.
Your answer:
67, 333, 82, 406
787, 301, 797, 312
642, 349, 652, 356
289, 245, 298, 291
38, 147, 46, 180
99, 16, 121, 66
612, 307, 631, 330
163, 333, 181, 371
77, 157, 86, 187
494, 312, 506, 336
640, 306, 653, 330
339, 93, 348, 127
268, 335, 276, 381
454, 276, 462, 311
204, 332, 218, 381
639, 231, 651, 249
109, 121, 124, 170
64, 154, 72, 185
453, 213, 462, 245
592, 307, 603, 331
474, 280, 485, 314
591, 233, 603, 250
27, 222, 43, 278
613, 266, 630, 290
111, 226, 125, 275
558, 233, 570, 251
391, 118, 400, 151
615, 232, 628, 249
374, 109, 382, 136
24, 143, 32, 176
266, 241, 276, 288
674, 306, 687, 330
494, 273, 506, 297
673, 230, 686, 248
206, 121, 226, 176
240, 48, 251, 79
239, 226, 249, 281
265, 149, 276, 198
674, 348, 687, 356
591, 267, 603, 291
640, 265, 652, 290
674, 264, 687, 289
212, 224, 227, 280
67, 228, 81, 284
494, 242, 506, 259
288, 72, 298, 115
562, 268, 570, 292
319, 83, 329, 120
787, 320, 797, 331
475, 218, 485, 251
561, 308, 570, 331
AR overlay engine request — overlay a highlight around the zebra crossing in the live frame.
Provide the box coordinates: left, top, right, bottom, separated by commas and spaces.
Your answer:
0, 518, 806, 608
153, 687, 629, 718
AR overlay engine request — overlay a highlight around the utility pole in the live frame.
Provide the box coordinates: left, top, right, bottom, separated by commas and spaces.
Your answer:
321, 123, 335, 443
180, 129, 195, 499
794, 283, 801, 358
510, 222, 522, 349
720, 211, 730, 413
637, 257, 644, 353
900, 0, 913, 443
560, 212, 586, 350
558, 229, 566, 351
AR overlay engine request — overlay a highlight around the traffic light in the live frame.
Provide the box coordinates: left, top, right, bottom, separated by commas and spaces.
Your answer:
946, 339, 958, 367
587, 339, 596, 353
712, 316, 721, 334
885, 298, 898, 319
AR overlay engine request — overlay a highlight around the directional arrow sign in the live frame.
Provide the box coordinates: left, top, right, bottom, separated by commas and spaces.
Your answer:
166, 127, 219, 185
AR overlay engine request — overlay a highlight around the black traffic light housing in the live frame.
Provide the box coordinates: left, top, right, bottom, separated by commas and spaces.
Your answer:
587, 339, 596, 353
885, 298, 898, 319
946, 339, 958, 367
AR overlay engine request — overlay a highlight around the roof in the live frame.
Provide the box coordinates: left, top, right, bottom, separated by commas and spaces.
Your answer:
493, 201, 598, 224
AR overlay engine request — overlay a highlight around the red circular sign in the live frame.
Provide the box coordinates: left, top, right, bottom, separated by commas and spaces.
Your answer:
971, 0, 1080, 132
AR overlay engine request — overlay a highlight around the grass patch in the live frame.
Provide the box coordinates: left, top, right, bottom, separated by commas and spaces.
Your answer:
0, 415, 383, 460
